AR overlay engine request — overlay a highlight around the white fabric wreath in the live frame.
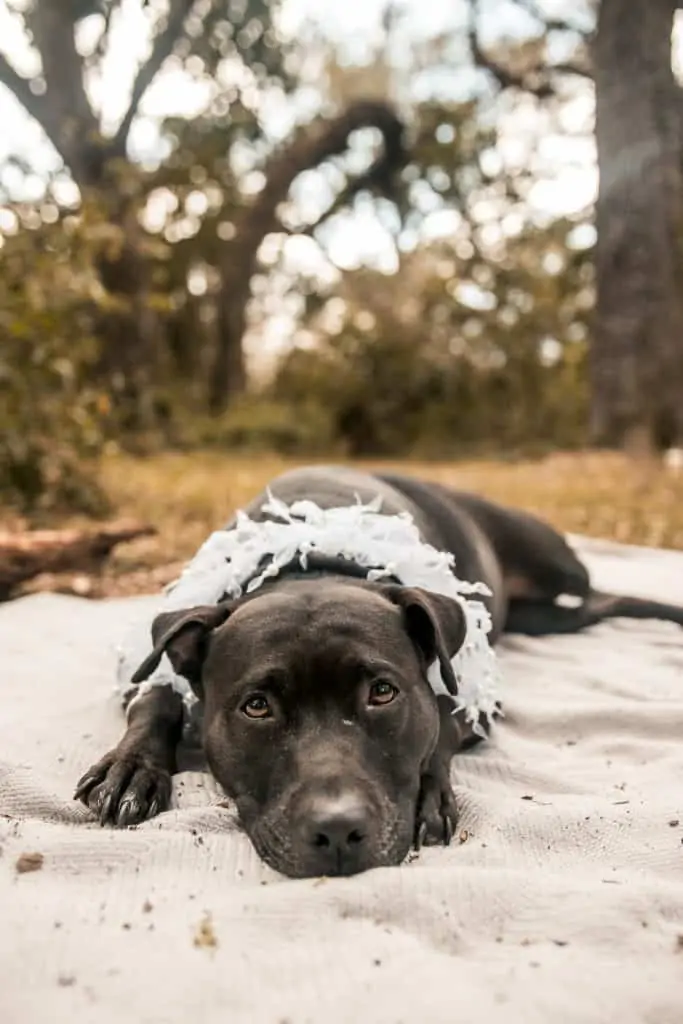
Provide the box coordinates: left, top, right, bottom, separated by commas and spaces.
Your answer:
116, 493, 502, 737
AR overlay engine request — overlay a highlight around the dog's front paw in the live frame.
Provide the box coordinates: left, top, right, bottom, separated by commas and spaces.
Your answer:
414, 771, 457, 850
74, 749, 172, 827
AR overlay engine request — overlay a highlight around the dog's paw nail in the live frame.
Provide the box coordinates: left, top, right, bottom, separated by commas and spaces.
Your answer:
148, 797, 162, 819
117, 797, 141, 826
74, 773, 99, 802
415, 821, 427, 851
87, 788, 104, 814
98, 793, 114, 825
443, 816, 454, 846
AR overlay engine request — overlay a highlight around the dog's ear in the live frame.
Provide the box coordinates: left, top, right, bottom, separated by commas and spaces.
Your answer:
384, 586, 468, 698
131, 603, 233, 694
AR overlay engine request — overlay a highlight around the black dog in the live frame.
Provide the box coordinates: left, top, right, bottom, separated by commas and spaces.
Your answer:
75, 466, 683, 877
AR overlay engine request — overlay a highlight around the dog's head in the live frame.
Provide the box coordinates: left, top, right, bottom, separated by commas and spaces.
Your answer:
133, 579, 467, 877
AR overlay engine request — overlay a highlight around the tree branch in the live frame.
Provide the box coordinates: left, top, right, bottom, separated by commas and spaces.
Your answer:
0, 520, 155, 600
289, 106, 408, 236
210, 100, 407, 412
509, 0, 592, 38
551, 60, 592, 80
245, 100, 406, 246
0, 52, 70, 164
112, 0, 194, 154
0, 54, 40, 120
468, 23, 553, 98
26, 3, 101, 184
467, 0, 591, 98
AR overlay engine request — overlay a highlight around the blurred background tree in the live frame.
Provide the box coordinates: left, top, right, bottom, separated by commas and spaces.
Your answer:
0, 0, 682, 514
0, 0, 405, 438
466, 0, 683, 452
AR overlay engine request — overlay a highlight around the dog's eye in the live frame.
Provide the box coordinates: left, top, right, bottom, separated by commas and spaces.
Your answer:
242, 694, 272, 720
367, 681, 398, 706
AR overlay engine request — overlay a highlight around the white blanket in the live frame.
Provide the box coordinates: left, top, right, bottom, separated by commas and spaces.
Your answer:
1, 537, 682, 1023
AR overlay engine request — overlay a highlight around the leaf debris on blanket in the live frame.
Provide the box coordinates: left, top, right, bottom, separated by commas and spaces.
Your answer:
15, 851, 44, 874
193, 913, 218, 950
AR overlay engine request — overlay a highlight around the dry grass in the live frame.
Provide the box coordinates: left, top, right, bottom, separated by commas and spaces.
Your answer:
14, 449, 683, 598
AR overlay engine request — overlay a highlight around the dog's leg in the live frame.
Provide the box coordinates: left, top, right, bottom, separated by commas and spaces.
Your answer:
505, 591, 683, 635
75, 685, 183, 826
402, 482, 683, 635
414, 697, 491, 848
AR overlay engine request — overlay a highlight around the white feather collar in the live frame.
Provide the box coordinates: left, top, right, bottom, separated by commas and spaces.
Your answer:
116, 494, 501, 737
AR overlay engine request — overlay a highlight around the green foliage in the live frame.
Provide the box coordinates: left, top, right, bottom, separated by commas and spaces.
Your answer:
0, 15, 597, 511
188, 397, 338, 456
269, 215, 592, 457
0, 210, 113, 515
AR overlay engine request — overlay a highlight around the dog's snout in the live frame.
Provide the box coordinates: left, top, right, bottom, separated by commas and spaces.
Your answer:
298, 792, 372, 874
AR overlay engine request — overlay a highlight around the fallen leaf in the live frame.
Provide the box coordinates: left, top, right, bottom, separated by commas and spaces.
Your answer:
193, 913, 218, 950
15, 852, 44, 874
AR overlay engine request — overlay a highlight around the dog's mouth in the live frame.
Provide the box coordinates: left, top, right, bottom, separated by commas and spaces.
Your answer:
246, 809, 414, 879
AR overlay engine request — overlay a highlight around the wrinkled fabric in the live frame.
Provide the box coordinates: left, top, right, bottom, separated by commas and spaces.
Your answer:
1, 536, 683, 1024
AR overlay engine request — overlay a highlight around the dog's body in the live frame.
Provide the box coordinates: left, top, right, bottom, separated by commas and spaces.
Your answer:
76, 466, 683, 877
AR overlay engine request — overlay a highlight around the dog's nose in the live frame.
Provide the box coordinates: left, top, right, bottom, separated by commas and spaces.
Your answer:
300, 792, 371, 871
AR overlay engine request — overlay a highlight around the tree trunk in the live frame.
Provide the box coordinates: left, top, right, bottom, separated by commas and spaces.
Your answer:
8, 4, 176, 434
210, 251, 249, 413
93, 194, 163, 431
592, 0, 683, 451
